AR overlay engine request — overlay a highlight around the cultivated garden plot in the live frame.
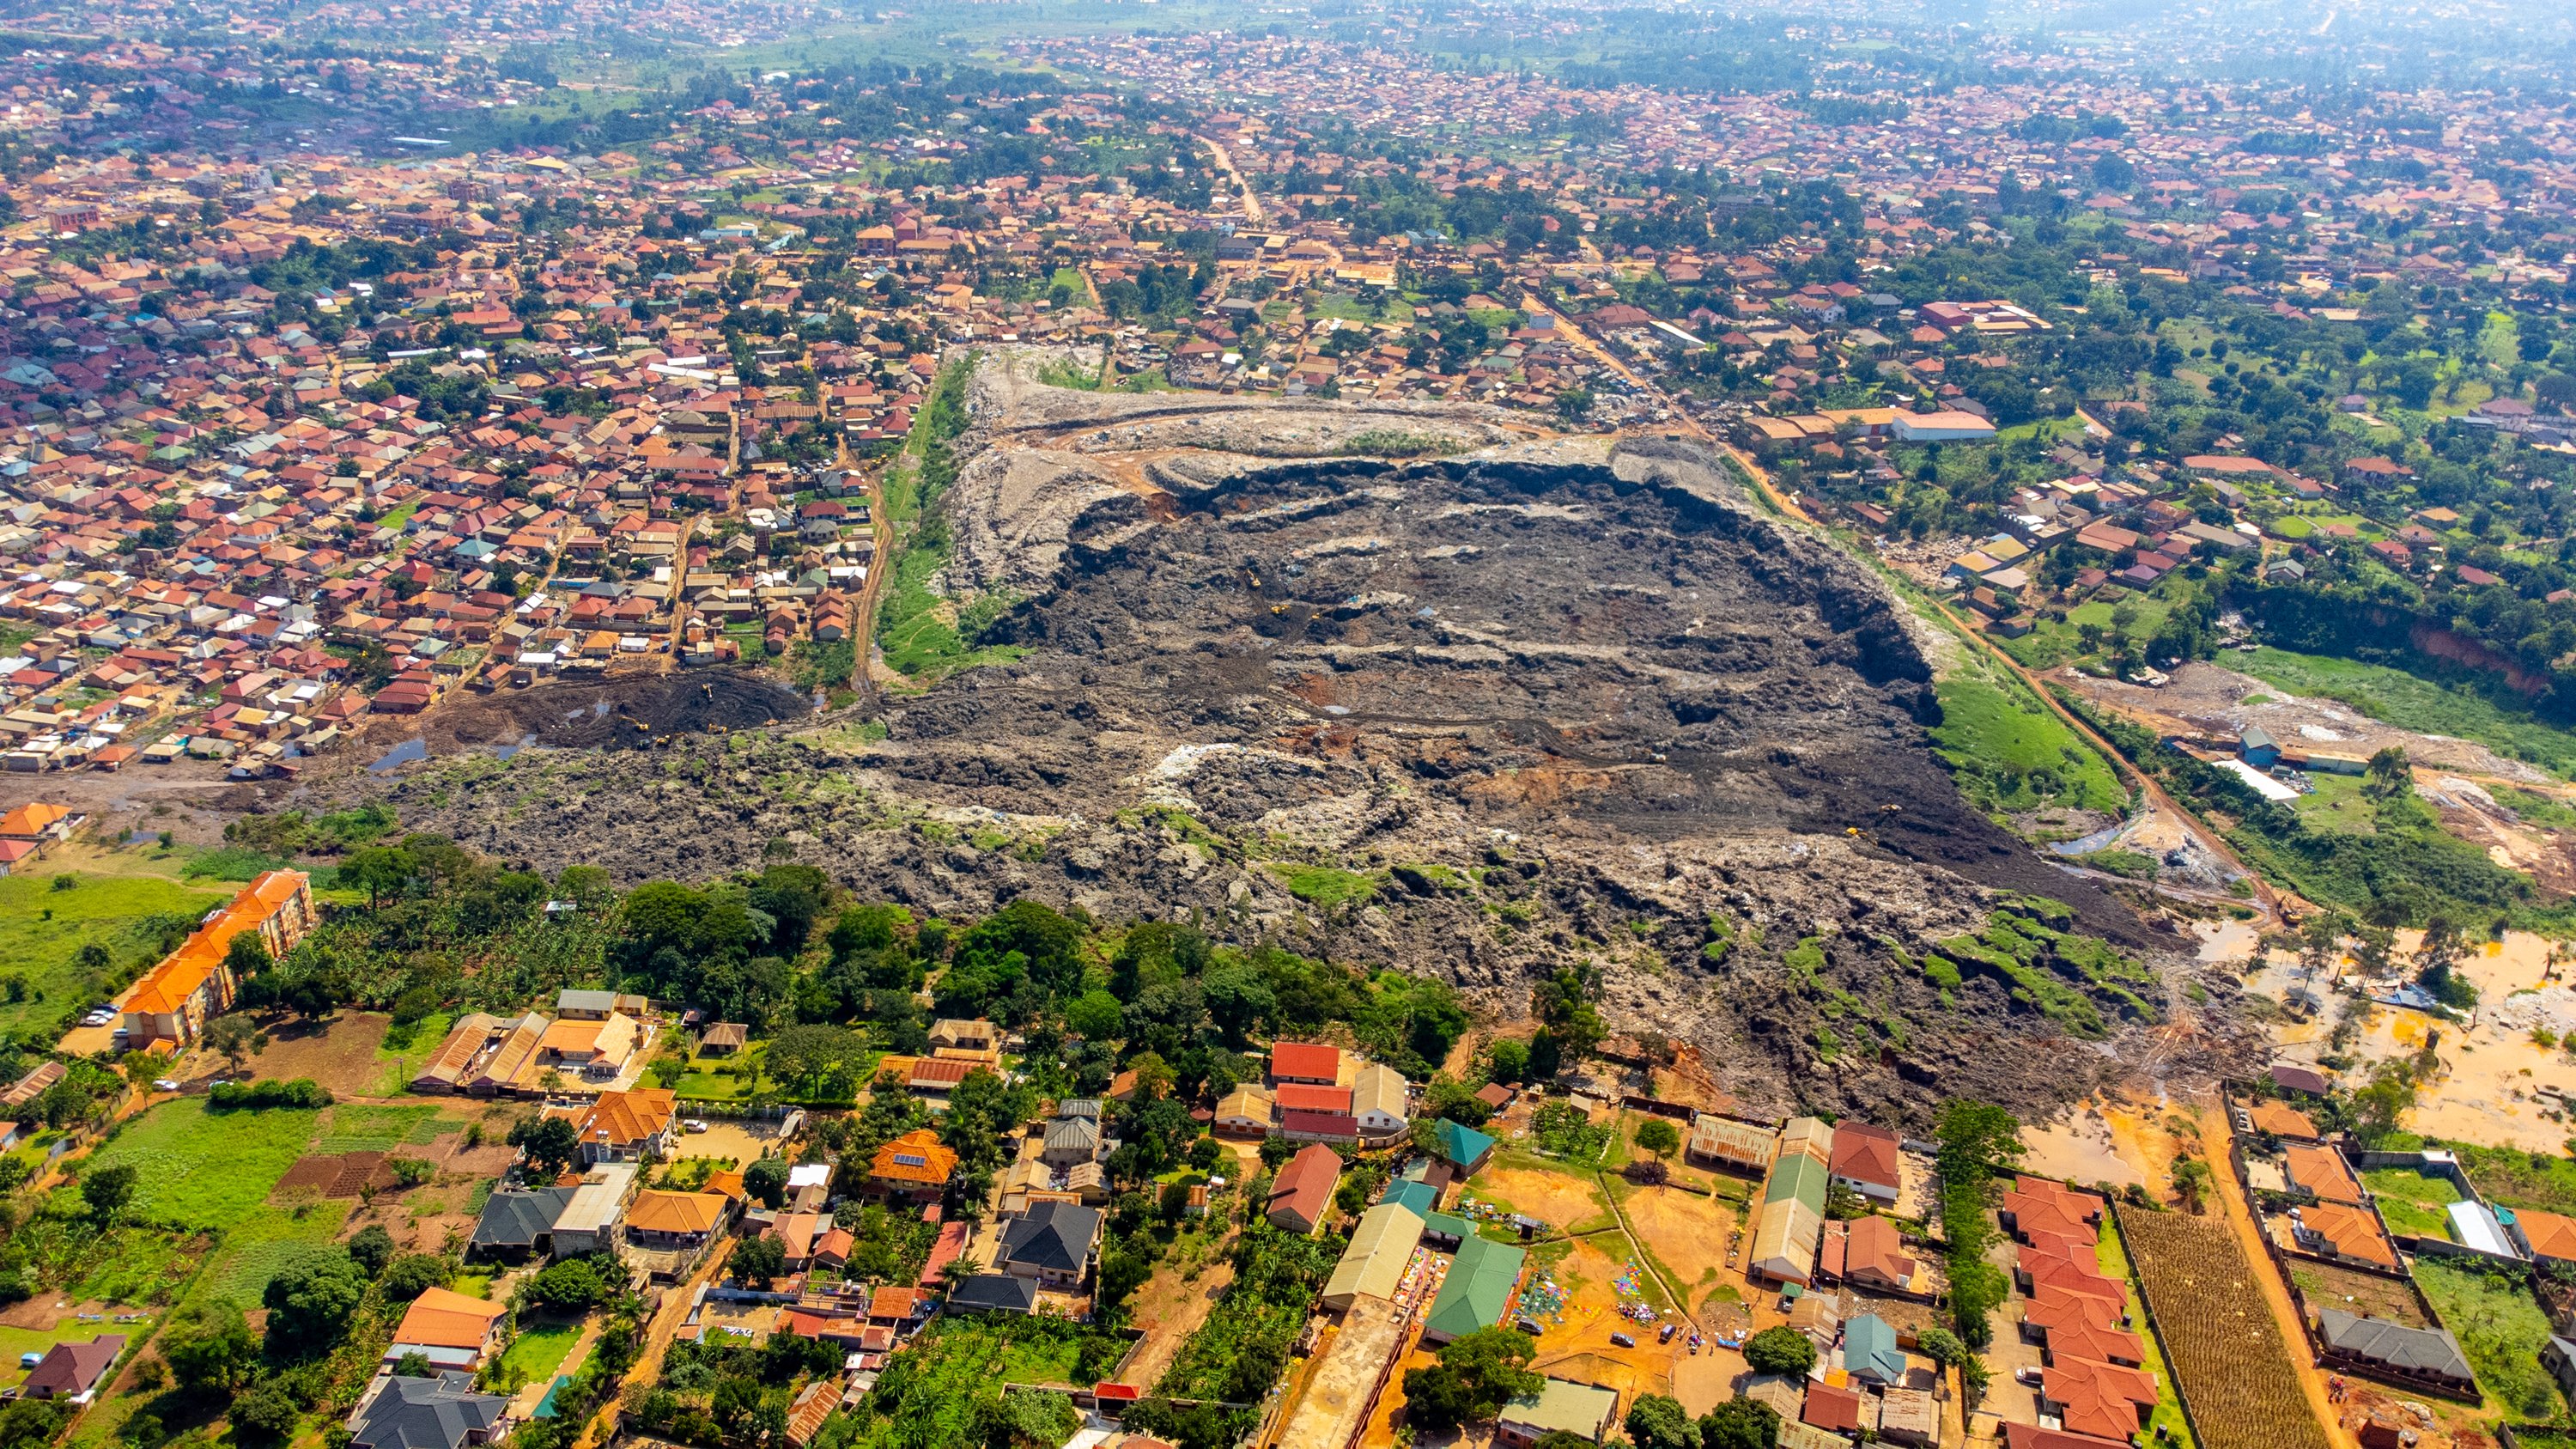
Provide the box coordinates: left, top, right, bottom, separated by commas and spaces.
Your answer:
2116, 1205, 2334, 1449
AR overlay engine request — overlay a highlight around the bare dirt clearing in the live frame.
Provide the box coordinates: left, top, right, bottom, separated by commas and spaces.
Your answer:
1466, 1165, 1612, 1233
1117, 1258, 1235, 1390
1617, 1184, 1740, 1295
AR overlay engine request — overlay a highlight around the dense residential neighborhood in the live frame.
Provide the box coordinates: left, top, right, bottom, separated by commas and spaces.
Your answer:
5, 3, 2576, 1449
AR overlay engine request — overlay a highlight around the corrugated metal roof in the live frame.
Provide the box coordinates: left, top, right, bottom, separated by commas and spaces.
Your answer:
1321, 1202, 1424, 1307
1423, 1233, 1525, 1341
1750, 1194, 1823, 1284
1766, 1152, 1829, 1209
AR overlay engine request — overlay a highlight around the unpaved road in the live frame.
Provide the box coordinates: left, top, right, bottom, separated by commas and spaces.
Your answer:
2196, 1104, 2352, 1448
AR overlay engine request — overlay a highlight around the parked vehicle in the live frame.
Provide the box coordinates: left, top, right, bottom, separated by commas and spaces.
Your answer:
1609, 1332, 1636, 1349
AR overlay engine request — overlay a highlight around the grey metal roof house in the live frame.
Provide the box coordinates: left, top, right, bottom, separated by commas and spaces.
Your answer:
350, 1372, 511, 1449
998, 1202, 1102, 1285
2314, 1306, 2476, 1394
555, 989, 622, 1018
1041, 1116, 1101, 1165
468, 1185, 577, 1260
946, 1273, 1039, 1315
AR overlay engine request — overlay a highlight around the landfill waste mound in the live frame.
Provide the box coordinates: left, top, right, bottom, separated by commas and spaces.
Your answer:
334, 350, 2249, 1124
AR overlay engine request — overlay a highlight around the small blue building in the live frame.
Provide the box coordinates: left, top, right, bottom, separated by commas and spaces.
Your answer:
2239, 725, 2280, 769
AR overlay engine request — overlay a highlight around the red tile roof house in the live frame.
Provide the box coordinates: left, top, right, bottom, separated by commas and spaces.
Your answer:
1830, 1214, 1925, 1297
2020, 1284, 2125, 1349
1279, 1109, 1362, 1146
2002, 1426, 2135, 1449
22, 1334, 124, 1403
1828, 1121, 1902, 1204
1274, 1082, 1354, 1116
866, 1287, 925, 1330
2001, 1178, 2105, 1246
2033, 1313, 2144, 1369
1267, 1143, 1344, 1234
2016, 1249, 2126, 1315
1269, 1041, 1341, 1086
2038, 1357, 2157, 1442
1801, 1381, 1868, 1436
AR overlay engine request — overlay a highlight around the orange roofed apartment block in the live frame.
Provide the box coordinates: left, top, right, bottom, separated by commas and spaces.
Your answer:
122, 870, 315, 1050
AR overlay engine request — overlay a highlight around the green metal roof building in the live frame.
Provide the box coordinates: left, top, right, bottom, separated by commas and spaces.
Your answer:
1422, 1232, 1527, 1343
1380, 1181, 1473, 1245
1433, 1119, 1497, 1174
1384, 1179, 1440, 1215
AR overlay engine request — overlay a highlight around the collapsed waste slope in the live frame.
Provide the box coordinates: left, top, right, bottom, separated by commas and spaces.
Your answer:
345, 364, 2223, 1123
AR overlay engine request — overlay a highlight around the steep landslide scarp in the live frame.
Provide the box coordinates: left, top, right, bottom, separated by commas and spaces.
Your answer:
918, 437, 2147, 947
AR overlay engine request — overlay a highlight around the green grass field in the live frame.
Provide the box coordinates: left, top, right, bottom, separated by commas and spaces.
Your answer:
84, 1099, 322, 1231
2359, 1167, 2459, 1239
0, 869, 228, 1039
497, 1322, 583, 1387
197, 1200, 352, 1307
2236, 647, 2576, 780
1306, 291, 1376, 323
1998, 594, 2178, 673
2097, 1215, 2198, 1449
1931, 673, 2128, 817
2413, 1257, 2567, 1421
677, 1068, 758, 1101
316, 1104, 453, 1154
2292, 773, 2381, 836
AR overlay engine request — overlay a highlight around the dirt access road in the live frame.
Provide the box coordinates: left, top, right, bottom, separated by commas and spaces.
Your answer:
1197, 135, 1263, 226
1919, 589, 2298, 925
570, 1245, 728, 1449
841, 431, 890, 709
1516, 293, 1814, 524
2194, 1104, 2353, 1449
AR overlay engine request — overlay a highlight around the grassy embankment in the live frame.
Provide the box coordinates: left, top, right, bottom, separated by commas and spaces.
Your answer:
874, 353, 1028, 685
0, 852, 229, 1042
2234, 645, 2576, 781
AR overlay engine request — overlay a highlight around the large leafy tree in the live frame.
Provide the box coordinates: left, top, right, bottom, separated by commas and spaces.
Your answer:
263, 1247, 367, 1354
765, 1023, 872, 1099
1743, 1325, 1816, 1378
161, 1298, 258, 1393
1624, 1394, 1695, 1449
510, 1114, 584, 1178
1698, 1400, 1781, 1449
1400, 1329, 1540, 1432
